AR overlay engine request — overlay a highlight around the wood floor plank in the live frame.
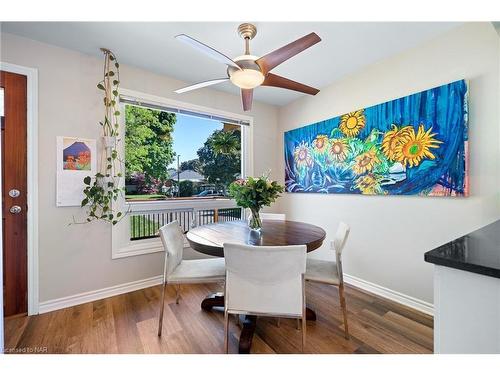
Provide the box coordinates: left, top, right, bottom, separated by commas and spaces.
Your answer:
3, 282, 433, 354
382, 311, 433, 350
111, 293, 145, 354
357, 309, 432, 353
90, 299, 119, 353
3, 315, 29, 350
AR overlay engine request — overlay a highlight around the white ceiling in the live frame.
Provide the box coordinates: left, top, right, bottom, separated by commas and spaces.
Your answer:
2, 22, 461, 106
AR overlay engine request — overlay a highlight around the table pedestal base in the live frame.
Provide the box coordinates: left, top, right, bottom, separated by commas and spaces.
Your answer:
201, 293, 316, 354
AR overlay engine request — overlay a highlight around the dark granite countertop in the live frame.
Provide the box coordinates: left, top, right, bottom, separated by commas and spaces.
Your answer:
424, 220, 500, 279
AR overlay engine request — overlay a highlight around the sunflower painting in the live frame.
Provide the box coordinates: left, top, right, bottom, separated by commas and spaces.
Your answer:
284, 80, 469, 196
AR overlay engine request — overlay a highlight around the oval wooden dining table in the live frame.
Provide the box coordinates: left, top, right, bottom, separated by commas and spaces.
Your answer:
186, 219, 326, 354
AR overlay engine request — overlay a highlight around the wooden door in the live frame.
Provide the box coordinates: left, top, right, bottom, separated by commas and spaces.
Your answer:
1, 71, 28, 317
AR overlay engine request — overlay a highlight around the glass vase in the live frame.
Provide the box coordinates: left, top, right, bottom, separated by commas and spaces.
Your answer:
248, 208, 262, 231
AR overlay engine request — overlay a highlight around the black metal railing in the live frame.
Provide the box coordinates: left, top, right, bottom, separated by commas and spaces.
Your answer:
130, 207, 242, 241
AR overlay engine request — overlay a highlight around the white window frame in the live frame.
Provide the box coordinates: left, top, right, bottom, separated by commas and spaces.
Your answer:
111, 88, 253, 259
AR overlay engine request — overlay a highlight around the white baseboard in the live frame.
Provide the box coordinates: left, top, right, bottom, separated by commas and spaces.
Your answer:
38, 275, 163, 314
38, 273, 433, 317
344, 274, 434, 316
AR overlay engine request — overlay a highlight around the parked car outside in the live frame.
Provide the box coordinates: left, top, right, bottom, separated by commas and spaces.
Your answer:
195, 190, 225, 197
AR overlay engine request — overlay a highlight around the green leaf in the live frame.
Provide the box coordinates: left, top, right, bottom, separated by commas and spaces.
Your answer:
83, 176, 91, 185
112, 90, 118, 97
97, 83, 105, 90
109, 55, 115, 61
117, 212, 122, 217
113, 80, 119, 85
114, 110, 120, 116
112, 220, 118, 225
108, 71, 115, 77
114, 62, 119, 69
81, 198, 89, 207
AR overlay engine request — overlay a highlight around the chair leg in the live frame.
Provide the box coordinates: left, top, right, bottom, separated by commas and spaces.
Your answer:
301, 274, 306, 352
339, 283, 349, 339
276, 318, 281, 327
224, 311, 229, 354
175, 284, 181, 304
157, 281, 168, 337
301, 314, 306, 353
296, 318, 300, 330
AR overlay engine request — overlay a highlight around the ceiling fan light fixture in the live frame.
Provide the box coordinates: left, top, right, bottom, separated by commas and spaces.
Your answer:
229, 68, 265, 89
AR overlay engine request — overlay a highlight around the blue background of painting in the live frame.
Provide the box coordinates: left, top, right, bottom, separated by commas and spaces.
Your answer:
284, 79, 468, 195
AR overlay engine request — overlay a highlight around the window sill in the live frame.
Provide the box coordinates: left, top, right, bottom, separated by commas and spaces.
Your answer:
112, 236, 192, 259
112, 237, 162, 259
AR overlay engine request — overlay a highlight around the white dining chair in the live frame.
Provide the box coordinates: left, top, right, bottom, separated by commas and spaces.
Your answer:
157, 221, 226, 337
223, 242, 307, 353
305, 222, 350, 339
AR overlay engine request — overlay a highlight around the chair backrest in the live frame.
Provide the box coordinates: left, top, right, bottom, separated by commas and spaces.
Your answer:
260, 212, 286, 220
158, 221, 184, 277
333, 222, 350, 256
223, 243, 306, 316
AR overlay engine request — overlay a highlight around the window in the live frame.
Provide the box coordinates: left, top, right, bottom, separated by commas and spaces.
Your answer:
112, 91, 253, 258
123, 102, 244, 202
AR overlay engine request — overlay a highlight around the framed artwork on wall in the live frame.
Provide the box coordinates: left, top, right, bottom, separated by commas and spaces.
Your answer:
284, 79, 469, 197
56, 136, 97, 206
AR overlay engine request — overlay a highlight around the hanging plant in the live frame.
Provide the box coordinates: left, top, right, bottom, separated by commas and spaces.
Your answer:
78, 48, 125, 225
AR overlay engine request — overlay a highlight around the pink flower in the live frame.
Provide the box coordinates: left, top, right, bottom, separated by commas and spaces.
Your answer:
234, 178, 246, 186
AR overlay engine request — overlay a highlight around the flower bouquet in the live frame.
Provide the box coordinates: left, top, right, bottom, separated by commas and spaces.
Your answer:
228, 174, 284, 231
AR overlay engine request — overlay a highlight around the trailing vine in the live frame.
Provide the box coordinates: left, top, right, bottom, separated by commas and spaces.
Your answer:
78, 48, 126, 225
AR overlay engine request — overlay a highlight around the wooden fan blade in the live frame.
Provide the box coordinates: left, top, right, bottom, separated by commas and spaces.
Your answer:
262, 73, 320, 95
174, 78, 229, 94
241, 89, 253, 111
175, 34, 241, 70
256, 32, 321, 74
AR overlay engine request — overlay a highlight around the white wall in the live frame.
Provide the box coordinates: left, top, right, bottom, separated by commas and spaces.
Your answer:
277, 22, 500, 305
0, 33, 280, 303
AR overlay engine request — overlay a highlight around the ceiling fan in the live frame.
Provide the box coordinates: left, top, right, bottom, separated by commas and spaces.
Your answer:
174, 23, 322, 111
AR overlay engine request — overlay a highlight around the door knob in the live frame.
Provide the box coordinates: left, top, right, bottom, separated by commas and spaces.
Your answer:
9, 189, 21, 198
10, 205, 22, 214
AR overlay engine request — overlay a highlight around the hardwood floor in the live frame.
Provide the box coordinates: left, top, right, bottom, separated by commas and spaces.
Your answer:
4, 282, 433, 354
